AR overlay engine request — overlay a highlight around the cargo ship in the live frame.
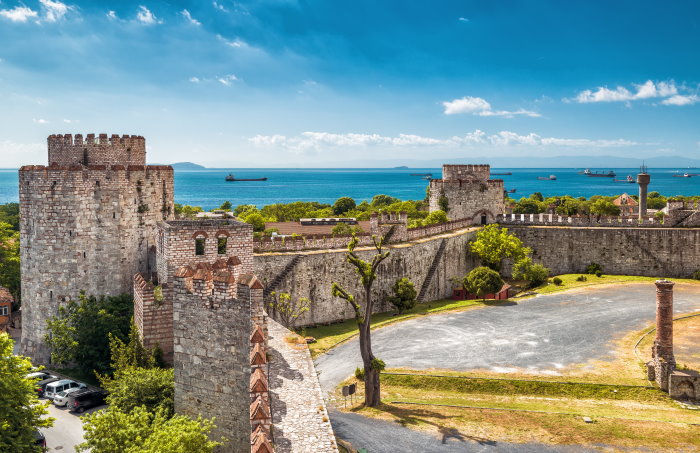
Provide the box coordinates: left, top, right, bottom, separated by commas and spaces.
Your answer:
582, 169, 616, 177
537, 175, 557, 180
225, 173, 268, 182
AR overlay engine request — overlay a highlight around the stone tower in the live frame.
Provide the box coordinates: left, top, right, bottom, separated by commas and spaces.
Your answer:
19, 134, 174, 363
428, 164, 505, 223
637, 164, 650, 219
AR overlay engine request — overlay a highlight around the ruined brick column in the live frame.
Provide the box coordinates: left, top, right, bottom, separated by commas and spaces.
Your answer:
650, 279, 675, 390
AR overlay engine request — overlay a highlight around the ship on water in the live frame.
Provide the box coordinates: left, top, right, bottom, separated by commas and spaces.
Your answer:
225, 173, 268, 182
613, 175, 635, 183
537, 175, 557, 181
581, 169, 616, 178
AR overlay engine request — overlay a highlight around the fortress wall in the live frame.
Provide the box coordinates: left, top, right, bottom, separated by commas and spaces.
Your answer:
507, 226, 700, 278
254, 228, 479, 326
19, 164, 174, 362
429, 178, 505, 222
48, 134, 146, 166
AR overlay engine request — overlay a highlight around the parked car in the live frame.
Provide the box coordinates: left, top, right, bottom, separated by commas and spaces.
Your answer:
35, 377, 60, 397
34, 430, 47, 452
44, 379, 86, 400
53, 387, 85, 407
67, 389, 106, 413
25, 371, 56, 381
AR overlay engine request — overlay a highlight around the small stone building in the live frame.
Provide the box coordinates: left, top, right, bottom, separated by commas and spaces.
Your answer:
612, 193, 638, 216
428, 164, 505, 223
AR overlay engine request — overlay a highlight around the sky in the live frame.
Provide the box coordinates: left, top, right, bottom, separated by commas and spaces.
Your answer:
0, 0, 699, 167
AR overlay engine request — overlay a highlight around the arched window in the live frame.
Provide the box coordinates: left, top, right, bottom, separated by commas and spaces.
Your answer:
217, 236, 228, 254
195, 237, 205, 255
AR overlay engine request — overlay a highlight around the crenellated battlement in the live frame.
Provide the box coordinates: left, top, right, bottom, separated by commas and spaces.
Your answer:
47, 133, 146, 166
442, 164, 491, 181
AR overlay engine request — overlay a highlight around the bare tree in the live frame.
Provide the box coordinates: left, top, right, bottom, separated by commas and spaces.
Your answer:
331, 233, 390, 407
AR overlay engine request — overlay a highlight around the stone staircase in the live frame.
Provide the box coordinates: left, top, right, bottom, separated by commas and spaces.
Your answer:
263, 254, 303, 300
417, 239, 447, 302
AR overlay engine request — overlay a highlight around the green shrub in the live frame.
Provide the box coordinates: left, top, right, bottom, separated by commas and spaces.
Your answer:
512, 257, 549, 288
552, 277, 563, 286
576, 275, 587, 282
355, 367, 365, 380
585, 262, 603, 275
387, 278, 417, 314
692, 270, 700, 280
464, 266, 504, 299
595, 270, 603, 277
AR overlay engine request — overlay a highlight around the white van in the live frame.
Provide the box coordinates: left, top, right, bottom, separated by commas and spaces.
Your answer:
44, 379, 86, 400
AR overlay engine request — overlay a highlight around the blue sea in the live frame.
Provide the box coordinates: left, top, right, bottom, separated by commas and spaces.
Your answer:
1, 168, 699, 210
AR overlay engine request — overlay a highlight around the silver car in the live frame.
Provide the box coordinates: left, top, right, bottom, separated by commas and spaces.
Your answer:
44, 379, 86, 400
53, 387, 85, 407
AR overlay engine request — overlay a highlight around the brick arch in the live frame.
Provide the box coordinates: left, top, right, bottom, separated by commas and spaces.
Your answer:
192, 231, 209, 239
215, 230, 231, 238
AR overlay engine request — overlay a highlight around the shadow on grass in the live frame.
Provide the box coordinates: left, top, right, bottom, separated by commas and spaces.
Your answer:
351, 403, 496, 447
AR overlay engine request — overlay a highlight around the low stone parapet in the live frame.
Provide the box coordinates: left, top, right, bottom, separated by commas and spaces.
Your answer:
497, 213, 663, 227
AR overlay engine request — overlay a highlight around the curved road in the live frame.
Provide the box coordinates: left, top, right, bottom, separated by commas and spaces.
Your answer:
316, 283, 700, 452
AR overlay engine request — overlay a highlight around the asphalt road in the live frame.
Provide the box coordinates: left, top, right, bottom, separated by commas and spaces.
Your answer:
317, 283, 700, 452
42, 400, 106, 452
316, 283, 700, 392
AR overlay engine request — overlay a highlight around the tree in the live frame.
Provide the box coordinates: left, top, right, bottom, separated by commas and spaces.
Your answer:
513, 198, 543, 214
78, 406, 220, 453
44, 292, 133, 375
331, 233, 390, 407
438, 190, 449, 213
241, 212, 266, 232
530, 192, 544, 202
371, 194, 400, 207
219, 201, 232, 211
332, 197, 357, 215
0, 221, 20, 304
469, 225, 531, 272
0, 203, 19, 230
464, 267, 504, 300
512, 257, 549, 288
266, 292, 311, 330
331, 223, 363, 236
0, 333, 54, 452
174, 204, 203, 218
590, 199, 620, 218
387, 278, 417, 314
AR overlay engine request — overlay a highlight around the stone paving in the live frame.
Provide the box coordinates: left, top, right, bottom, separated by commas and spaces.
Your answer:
268, 319, 338, 453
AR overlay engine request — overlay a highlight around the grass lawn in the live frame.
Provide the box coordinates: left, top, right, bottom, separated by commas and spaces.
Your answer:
336, 373, 700, 449
524, 273, 700, 297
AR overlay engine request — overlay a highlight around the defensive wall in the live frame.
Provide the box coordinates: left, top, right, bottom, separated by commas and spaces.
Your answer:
19, 160, 174, 362
254, 226, 480, 327
48, 133, 146, 166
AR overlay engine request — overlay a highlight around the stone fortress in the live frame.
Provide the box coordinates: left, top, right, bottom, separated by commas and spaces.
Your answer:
17, 136, 700, 451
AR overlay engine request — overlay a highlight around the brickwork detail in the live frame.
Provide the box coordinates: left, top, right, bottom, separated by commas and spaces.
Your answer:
133, 273, 173, 363
428, 164, 505, 222
19, 135, 174, 362
48, 133, 146, 166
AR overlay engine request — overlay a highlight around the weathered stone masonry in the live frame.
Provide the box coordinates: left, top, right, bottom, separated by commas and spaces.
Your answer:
19, 134, 174, 362
429, 164, 505, 223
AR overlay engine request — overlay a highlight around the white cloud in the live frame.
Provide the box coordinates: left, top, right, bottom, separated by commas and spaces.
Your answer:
40, 0, 69, 22
213, 1, 228, 12
136, 5, 161, 25
63, 118, 79, 123
216, 34, 246, 48
106, 10, 118, 20
661, 94, 699, 106
189, 76, 200, 83
33, 118, 49, 124
442, 96, 540, 118
0, 6, 39, 22
249, 130, 637, 153
458, 17, 469, 22
217, 74, 238, 86
572, 80, 692, 105
181, 9, 200, 26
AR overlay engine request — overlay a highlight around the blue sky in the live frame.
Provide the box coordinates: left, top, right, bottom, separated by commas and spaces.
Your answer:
0, 0, 699, 167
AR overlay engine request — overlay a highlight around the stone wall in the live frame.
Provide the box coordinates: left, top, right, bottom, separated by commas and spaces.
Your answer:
506, 226, 700, 278
254, 227, 479, 326
48, 133, 146, 166
428, 164, 505, 223
172, 267, 255, 452
133, 273, 173, 363
19, 163, 174, 362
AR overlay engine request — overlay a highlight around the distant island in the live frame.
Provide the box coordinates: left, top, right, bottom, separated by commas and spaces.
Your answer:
154, 162, 206, 170
393, 166, 409, 169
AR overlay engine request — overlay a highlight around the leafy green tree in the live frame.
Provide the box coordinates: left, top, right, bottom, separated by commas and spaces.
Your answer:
371, 194, 400, 207
331, 233, 390, 407
387, 278, 417, 314
469, 225, 531, 272
590, 199, 621, 217
233, 204, 258, 217
78, 407, 220, 453
0, 221, 20, 303
512, 257, 550, 288
332, 197, 357, 215
0, 203, 19, 230
530, 192, 544, 202
513, 198, 544, 214
331, 223, 363, 236
242, 212, 266, 232
266, 291, 311, 330
174, 204, 203, 218
424, 210, 448, 225
438, 190, 449, 213
102, 367, 175, 416
218, 201, 232, 211
44, 292, 133, 375
464, 267, 504, 300
0, 333, 54, 452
